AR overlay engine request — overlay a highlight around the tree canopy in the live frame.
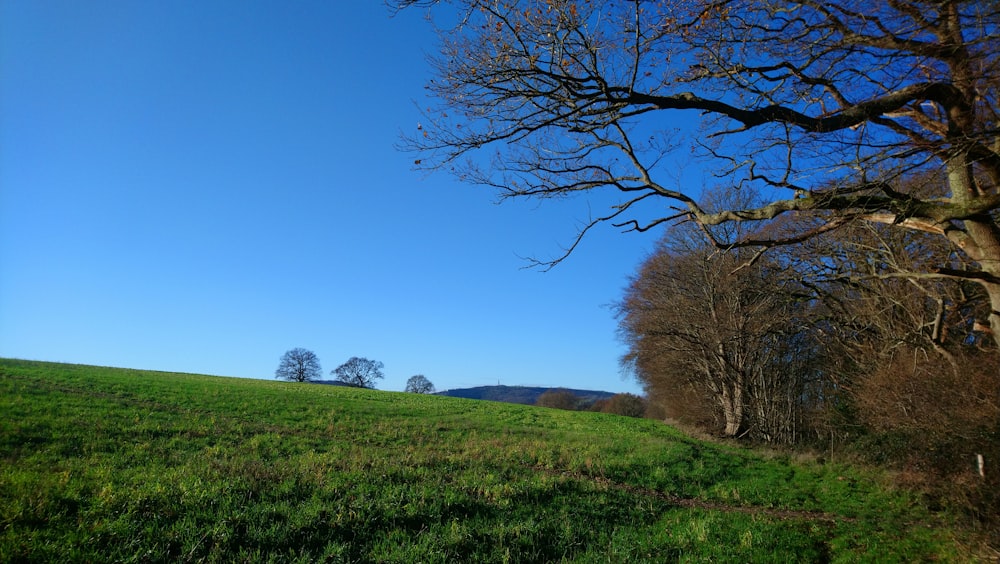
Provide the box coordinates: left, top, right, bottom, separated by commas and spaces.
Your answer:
396, 0, 1000, 347
275, 348, 322, 383
405, 374, 436, 393
618, 222, 818, 440
332, 357, 385, 389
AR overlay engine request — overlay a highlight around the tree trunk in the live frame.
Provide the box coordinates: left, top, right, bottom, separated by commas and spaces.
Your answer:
720, 385, 745, 437
973, 224, 1000, 351
945, 147, 1000, 347
985, 280, 1000, 352
960, 218, 1000, 352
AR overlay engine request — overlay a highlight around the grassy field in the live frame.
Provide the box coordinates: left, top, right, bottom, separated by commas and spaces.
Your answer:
0, 359, 976, 562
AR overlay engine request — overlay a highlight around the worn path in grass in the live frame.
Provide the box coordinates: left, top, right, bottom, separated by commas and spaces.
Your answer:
533, 465, 860, 524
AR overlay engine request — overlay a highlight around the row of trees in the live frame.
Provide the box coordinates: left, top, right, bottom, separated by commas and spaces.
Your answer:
274, 348, 436, 393
276, 347, 644, 416
536, 389, 648, 419
617, 210, 998, 453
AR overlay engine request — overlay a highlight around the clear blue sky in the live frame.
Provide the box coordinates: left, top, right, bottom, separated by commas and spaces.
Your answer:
1, 1, 664, 394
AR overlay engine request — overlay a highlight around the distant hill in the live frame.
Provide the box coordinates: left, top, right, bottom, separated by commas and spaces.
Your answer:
436, 385, 616, 407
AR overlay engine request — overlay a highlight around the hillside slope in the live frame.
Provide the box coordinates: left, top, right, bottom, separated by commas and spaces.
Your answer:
0, 359, 975, 562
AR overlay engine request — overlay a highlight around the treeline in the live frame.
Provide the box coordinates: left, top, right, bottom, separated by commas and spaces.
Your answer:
617, 202, 999, 487
535, 389, 647, 419
274, 349, 436, 394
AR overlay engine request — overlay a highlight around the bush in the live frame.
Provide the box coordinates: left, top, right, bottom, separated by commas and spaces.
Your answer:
847, 348, 1000, 543
535, 389, 580, 410
600, 393, 647, 418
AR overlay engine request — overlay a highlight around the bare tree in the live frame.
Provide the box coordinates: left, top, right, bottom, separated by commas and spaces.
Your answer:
275, 348, 322, 383
790, 216, 998, 445
332, 357, 385, 389
396, 0, 1000, 348
405, 374, 435, 393
617, 224, 817, 441
796, 216, 988, 369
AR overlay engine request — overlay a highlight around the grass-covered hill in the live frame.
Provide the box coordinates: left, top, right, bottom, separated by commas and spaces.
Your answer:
0, 359, 978, 562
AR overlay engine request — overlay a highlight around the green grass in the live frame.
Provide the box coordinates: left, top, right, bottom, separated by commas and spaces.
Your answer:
0, 359, 972, 562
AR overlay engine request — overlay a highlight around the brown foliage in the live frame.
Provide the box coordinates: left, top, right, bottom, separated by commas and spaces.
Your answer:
850, 348, 1000, 545
618, 224, 819, 443
638, 377, 718, 431
855, 350, 998, 442
598, 393, 647, 418
535, 389, 580, 410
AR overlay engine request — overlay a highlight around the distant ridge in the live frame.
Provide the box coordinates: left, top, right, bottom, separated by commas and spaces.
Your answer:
436, 385, 615, 406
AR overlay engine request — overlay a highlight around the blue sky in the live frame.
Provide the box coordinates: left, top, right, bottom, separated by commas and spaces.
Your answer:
0, 1, 665, 394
